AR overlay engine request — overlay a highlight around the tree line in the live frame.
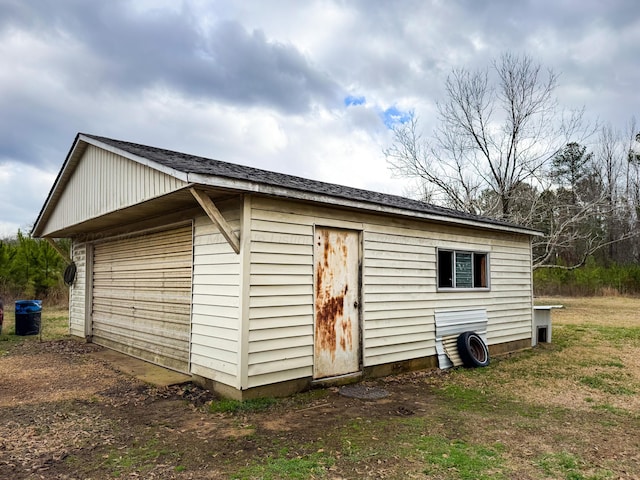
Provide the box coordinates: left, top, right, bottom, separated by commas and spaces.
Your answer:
385, 52, 639, 295
0, 231, 69, 303
2, 53, 637, 300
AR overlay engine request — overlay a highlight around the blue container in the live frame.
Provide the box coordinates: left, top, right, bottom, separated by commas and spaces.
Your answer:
15, 300, 42, 336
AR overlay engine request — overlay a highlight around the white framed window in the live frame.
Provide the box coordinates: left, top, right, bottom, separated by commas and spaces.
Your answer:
437, 249, 489, 289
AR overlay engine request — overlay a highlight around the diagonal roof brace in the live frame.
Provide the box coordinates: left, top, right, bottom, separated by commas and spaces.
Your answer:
190, 187, 240, 254
44, 237, 72, 264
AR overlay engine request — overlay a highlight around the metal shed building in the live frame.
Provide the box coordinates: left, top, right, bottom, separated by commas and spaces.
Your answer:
33, 133, 540, 399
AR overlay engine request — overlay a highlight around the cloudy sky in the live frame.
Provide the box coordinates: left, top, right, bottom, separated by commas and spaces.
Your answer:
0, 0, 638, 237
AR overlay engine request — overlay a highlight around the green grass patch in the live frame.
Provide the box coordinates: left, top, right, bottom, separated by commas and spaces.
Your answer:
591, 403, 632, 416
577, 358, 626, 369
209, 396, 278, 414
417, 436, 506, 479
232, 451, 335, 480
437, 383, 491, 411
553, 325, 592, 348
496, 356, 564, 380
444, 377, 541, 415
593, 326, 640, 345
601, 359, 625, 368
579, 373, 636, 395
338, 417, 390, 459
287, 388, 330, 405
104, 439, 179, 477
335, 416, 516, 478
535, 451, 613, 480
42, 313, 71, 338
434, 366, 554, 420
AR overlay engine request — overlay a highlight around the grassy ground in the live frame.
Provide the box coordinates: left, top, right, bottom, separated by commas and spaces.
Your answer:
205, 296, 640, 479
0, 303, 68, 353
2, 297, 640, 479
536, 295, 640, 327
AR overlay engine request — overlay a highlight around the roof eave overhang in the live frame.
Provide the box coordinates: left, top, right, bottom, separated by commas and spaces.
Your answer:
33, 133, 541, 239
187, 173, 542, 237
32, 134, 191, 238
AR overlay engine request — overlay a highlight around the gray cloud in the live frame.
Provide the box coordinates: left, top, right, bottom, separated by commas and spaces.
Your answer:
0, 0, 343, 171
0, 0, 638, 235
0, 90, 79, 169
0, 0, 340, 111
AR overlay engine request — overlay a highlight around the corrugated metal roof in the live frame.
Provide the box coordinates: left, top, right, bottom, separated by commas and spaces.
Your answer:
81, 133, 537, 235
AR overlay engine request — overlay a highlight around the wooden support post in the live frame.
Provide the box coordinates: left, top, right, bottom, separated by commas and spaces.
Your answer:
190, 187, 241, 254
44, 237, 72, 264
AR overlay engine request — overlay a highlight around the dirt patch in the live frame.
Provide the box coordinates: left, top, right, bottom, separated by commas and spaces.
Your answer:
2, 326, 640, 478
0, 338, 445, 478
0, 340, 116, 407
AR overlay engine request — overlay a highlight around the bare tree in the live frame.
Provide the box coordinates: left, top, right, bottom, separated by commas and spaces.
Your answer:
384, 53, 608, 268
385, 115, 483, 213
624, 117, 640, 227
518, 119, 639, 269
595, 124, 625, 262
385, 53, 591, 219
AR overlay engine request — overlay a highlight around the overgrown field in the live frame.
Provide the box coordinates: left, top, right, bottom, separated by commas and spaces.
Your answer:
0, 303, 69, 350
534, 262, 640, 296
1, 297, 640, 479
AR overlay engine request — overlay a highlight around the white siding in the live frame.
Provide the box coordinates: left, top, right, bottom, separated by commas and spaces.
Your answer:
364, 225, 533, 362
190, 199, 242, 388
363, 231, 436, 365
69, 241, 87, 337
41, 145, 186, 236
247, 205, 315, 388
245, 197, 533, 387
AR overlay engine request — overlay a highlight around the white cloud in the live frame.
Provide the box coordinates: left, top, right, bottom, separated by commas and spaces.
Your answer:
0, 221, 21, 239
0, 161, 56, 235
0, 0, 638, 238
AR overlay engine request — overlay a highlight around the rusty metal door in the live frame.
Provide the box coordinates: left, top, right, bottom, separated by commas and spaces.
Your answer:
314, 227, 361, 379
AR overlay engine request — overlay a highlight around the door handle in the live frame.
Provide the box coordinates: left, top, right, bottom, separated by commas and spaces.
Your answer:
354, 301, 359, 309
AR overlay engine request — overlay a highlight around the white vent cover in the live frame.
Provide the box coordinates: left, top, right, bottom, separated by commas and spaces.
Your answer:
435, 309, 488, 369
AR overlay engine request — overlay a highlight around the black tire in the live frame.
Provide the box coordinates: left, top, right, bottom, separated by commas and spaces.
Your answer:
63, 262, 77, 286
456, 331, 490, 368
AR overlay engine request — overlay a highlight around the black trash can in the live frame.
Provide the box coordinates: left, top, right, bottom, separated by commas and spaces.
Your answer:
15, 300, 42, 336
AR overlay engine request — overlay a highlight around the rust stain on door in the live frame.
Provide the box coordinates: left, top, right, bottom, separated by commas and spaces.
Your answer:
314, 228, 360, 379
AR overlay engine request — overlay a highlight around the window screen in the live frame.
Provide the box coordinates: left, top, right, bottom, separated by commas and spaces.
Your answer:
438, 250, 489, 289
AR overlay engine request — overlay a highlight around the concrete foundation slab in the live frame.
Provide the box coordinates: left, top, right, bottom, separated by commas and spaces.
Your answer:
92, 349, 191, 387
